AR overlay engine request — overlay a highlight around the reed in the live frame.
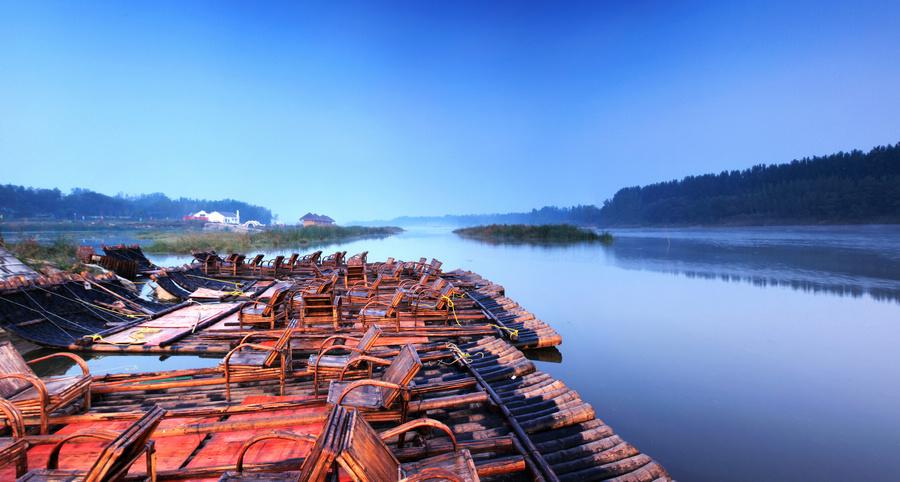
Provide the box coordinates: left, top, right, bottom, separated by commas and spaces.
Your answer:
143, 225, 403, 253
453, 224, 613, 244
3, 237, 84, 272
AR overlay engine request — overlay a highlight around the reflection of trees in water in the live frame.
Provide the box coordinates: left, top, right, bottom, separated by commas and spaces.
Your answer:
677, 270, 900, 303
609, 237, 900, 304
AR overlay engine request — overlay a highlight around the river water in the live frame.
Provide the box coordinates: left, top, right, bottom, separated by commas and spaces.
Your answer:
20, 225, 900, 481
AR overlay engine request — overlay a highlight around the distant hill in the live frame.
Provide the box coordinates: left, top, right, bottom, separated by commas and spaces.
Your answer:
0, 185, 273, 224
352, 205, 603, 227
597, 143, 900, 226
360, 142, 900, 227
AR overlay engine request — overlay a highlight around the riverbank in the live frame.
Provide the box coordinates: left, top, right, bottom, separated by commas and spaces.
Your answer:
2, 238, 84, 272
141, 225, 403, 253
454, 224, 613, 244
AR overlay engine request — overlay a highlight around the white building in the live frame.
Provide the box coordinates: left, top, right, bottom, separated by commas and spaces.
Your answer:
242, 220, 264, 228
207, 210, 240, 225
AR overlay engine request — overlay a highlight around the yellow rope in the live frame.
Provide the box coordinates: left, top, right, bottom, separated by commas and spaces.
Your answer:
441, 295, 462, 327
439, 343, 485, 366
442, 295, 518, 339
88, 327, 162, 345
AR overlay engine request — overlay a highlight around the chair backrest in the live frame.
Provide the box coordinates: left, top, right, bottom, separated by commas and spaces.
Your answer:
386, 290, 405, 317
224, 253, 238, 263
297, 404, 348, 482
0, 342, 35, 399
249, 254, 265, 267
318, 273, 339, 294
285, 253, 299, 267
357, 325, 383, 352
262, 286, 290, 316
86, 405, 166, 481
380, 344, 422, 407
273, 255, 285, 269
336, 407, 401, 482
234, 254, 246, 266
263, 319, 299, 367
348, 251, 368, 265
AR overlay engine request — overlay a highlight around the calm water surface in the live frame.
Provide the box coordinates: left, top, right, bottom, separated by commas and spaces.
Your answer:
29, 225, 900, 481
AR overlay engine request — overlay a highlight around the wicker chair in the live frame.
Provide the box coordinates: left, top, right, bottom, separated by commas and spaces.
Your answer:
0, 342, 91, 434
18, 405, 166, 481
308, 325, 383, 395
358, 290, 406, 331
238, 286, 290, 330
327, 344, 422, 421
222, 320, 298, 401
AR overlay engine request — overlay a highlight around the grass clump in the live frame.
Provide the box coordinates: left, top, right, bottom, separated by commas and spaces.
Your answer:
144, 225, 403, 253
453, 224, 613, 245
4, 238, 84, 272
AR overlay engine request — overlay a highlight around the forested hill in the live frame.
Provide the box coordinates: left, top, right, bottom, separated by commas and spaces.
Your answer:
597, 143, 900, 226
0, 185, 273, 224
354, 205, 603, 227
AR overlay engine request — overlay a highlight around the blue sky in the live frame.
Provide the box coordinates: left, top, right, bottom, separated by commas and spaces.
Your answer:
1, 1, 899, 223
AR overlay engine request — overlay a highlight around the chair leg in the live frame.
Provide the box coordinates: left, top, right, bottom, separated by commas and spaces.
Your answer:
225, 370, 232, 402
83, 386, 91, 411
40, 407, 48, 435
15, 450, 27, 477
147, 443, 158, 482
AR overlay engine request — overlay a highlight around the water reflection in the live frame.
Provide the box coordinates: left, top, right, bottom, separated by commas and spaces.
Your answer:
605, 225, 900, 303
523, 346, 563, 363
26, 348, 220, 377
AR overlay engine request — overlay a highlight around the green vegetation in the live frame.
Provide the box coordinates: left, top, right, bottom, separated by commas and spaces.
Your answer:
454, 224, 612, 244
597, 143, 900, 225
143, 225, 403, 253
0, 184, 273, 223
4, 238, 84, 272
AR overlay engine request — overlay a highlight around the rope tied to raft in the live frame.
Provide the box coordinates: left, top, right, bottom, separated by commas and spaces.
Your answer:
88, 327, 162, 345
438, 343, 484, 366
489, 323, 519, 340
441, 295, 461, 327
442, 295, 519, 340
184, 274, 243, 286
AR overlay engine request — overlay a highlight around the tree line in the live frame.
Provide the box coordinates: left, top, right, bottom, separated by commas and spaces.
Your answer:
0, 186, 273, 224
596, 143, 900, 225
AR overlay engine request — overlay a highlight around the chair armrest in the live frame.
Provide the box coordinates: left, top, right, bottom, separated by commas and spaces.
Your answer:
317, 335, 361, 351
28, 352, 91, 377
338, 354, 393, 380
223, 343, 282, 370
0, 399, 25, 439
313, 345, 366, 377
380, 418, 458, 450
336, 379, 403, 406
0, 374, 49, 407
403, 468, 465, 482
235, 431, 316, 472
47, 430, 119, 469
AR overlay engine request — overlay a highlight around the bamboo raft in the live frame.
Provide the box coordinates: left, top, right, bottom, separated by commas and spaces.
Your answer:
0, 248, 671, 481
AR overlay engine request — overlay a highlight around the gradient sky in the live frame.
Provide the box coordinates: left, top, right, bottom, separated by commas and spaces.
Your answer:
1, 1, 899, 223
